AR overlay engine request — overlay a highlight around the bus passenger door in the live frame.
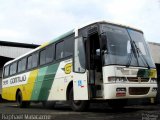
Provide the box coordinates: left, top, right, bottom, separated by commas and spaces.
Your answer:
73, 37, 89, 100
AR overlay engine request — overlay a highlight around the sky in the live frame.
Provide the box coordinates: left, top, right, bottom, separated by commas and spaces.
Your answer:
0, 0, 160, 45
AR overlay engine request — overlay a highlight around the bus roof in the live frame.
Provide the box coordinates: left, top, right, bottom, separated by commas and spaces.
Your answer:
77, 20, 143, 33
4, 20, 143, 66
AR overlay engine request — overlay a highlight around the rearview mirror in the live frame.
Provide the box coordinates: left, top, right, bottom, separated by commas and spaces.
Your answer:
101, 49, 108, 55
100, 32, 107, 50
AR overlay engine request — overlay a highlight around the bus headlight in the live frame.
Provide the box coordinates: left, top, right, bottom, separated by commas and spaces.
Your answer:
108, 77, 128, 83
150, 78, 157, 83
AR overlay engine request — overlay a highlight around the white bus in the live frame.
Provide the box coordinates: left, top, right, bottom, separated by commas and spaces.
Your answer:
2, 21, 157, 111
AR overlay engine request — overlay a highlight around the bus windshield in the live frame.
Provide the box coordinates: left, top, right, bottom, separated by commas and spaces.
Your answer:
101, 24, 155, 68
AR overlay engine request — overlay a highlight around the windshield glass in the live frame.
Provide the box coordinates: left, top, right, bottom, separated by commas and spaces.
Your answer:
101, 24, 155, 68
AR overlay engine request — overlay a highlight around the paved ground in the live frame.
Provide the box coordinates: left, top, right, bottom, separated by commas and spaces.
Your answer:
0, 102, 160, 120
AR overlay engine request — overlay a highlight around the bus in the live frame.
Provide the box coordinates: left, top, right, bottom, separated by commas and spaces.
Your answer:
2, 21, 157, 111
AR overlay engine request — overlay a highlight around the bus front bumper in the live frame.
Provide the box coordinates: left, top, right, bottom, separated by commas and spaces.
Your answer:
103, 83, 158, 99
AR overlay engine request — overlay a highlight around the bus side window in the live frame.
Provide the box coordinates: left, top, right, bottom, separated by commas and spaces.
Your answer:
27, 55, 32, 69
40, 49, 46, 65
18, 57, 27, 72
10, 62, 17, 75
21, 58, 27, 71
55, 41, 64, 60
18, 60, 22, 73
4, 66, 9, 77
46, 44, 54, 63
32, 52, 39, 68
64, 35, 74, 57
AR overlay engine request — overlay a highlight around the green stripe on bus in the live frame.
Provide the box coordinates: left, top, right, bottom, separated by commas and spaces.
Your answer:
31, 67, 48, 100
38, 63, 60, 101
49, 29, 74, 44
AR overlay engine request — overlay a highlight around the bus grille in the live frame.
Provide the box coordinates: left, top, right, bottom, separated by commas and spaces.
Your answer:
127, 77, 149, 82
129, 87, 150, 95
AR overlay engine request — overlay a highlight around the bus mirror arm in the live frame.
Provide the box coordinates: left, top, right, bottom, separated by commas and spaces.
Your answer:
100, 32, 108, 55
101, 49, 108, 55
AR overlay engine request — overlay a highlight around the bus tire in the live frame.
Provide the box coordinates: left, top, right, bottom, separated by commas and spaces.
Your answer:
16, 91, 30, 108
69, 88, 89, 112
108, 99, 127, 110
0, 94, 2, 102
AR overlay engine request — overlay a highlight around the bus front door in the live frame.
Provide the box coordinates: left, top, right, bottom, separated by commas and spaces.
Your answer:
87, 32, 103, 98
73, 37, 89, 100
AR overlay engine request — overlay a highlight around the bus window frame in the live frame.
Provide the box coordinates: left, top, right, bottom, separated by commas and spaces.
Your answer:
9, 62, 17, 76
17, 57, 27, 73
32, 51, 39, 68
3, 32, 75, 78
39, 48, 46, 66
27, 55, 32, 70
45, 44, 55, 64
55, 40, 65, 60
3, 65, 9, 78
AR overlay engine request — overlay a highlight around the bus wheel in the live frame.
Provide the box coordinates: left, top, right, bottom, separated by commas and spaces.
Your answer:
0, 94, 3, 102
108, 99, 127, 110
16, 91, 30, 108
69, 88, 89, 111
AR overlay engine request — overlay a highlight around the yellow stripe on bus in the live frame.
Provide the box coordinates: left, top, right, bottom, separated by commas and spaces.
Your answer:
39, 42, 49, 48
149, 69, 157, 78
2, 69, 39, 101
23, 69, 39, 100
2, 86, 21, 100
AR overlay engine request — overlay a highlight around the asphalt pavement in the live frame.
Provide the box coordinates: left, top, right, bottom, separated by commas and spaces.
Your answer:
0, 102, 160, 120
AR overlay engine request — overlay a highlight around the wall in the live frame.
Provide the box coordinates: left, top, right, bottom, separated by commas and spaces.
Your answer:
0, 46, 33, 58
148, 42, 160, 64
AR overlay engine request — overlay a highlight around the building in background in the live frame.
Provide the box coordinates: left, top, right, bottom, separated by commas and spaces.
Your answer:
0, 41, 39, 100
148, 42, 160, 103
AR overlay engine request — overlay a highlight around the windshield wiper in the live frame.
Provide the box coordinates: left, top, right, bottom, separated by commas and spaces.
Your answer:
132, 41, 150, 69
126, 40, 139, 68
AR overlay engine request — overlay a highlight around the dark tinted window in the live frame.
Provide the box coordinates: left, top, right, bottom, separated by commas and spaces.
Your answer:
56, 41, 64, 60
64, 35, 74, 57
18, 60, 21, 72
4, 66, 9, 77
21, 58, 27, 71
40, 49, 46, 65
27, 56, 32, 69
10, 62, 17, 75
18, 58, 26, 72
46, 45, 54, 63
104, 25, 130, 56
32, 52, 39, 68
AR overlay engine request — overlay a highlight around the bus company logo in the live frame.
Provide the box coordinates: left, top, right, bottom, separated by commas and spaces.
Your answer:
3, 75, 27, 87
64, 63, 72, 74
10, 75, 27, 84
